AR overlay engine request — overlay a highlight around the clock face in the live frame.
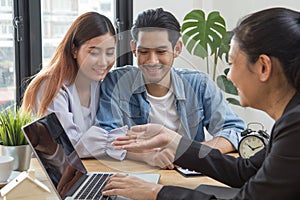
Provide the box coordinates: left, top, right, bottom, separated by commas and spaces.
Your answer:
238, 135, 265, 159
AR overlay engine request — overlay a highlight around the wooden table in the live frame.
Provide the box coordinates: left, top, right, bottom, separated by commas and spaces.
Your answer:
26, 156, 230, 200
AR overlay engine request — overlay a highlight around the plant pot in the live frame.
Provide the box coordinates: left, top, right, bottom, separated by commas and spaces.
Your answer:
0, 145, 32, 171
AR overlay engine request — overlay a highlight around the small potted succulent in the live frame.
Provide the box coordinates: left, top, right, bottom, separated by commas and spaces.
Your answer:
0, 108, 33, 171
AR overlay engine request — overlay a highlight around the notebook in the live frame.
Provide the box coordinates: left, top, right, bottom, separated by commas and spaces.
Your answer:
22, 112, 160, 200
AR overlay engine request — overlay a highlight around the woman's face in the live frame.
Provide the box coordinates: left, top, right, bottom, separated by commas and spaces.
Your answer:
74, 33, 115, 81
227, 39, 260, 107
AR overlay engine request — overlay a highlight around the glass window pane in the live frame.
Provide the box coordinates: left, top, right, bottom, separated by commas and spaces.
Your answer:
41, 0, 115, 65
0, 0, 15, 111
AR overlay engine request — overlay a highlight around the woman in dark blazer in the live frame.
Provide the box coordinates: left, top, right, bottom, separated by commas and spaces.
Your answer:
102, 7, 300, 200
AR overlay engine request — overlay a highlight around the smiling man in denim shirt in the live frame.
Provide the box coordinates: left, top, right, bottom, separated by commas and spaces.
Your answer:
96, 8, 245, 153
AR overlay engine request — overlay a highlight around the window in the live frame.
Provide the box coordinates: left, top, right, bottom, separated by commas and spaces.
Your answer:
41, 0, 114, 65
1, 0, 12, 8
100, 3, 111, 12
0, 0, 14, 111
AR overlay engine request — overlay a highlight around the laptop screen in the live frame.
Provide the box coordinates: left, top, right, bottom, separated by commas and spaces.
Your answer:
22, 113, 87, 198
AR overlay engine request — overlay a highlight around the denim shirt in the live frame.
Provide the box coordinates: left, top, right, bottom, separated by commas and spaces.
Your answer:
96, 66, 245, 148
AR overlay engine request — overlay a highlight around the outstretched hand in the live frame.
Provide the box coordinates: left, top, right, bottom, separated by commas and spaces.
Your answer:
112, 124, 182, 169
112, 123, 181, 152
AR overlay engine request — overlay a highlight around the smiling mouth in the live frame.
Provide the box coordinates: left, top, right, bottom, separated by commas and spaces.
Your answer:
94, 68, 107, 75
142, 64, 163, 72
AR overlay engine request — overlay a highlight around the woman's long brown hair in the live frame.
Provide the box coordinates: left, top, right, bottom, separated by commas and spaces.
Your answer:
21, 12, 116, 117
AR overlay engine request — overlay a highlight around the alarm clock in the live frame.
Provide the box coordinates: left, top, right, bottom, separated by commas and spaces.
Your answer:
238, 123, 269, 159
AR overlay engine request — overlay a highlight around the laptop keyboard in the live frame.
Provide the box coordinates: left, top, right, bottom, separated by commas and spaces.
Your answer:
74, 173, 116, 200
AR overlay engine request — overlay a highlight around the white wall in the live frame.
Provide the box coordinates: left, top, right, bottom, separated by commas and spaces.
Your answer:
134, 0, 300, 30
133, 0, 300, 133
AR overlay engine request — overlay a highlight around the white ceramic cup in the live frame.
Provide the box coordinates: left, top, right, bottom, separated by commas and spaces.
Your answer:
0, 155, 14, 182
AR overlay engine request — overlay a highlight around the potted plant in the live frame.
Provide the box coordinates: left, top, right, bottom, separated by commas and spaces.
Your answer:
0, 108, 33, 171
181, 9, 240, 106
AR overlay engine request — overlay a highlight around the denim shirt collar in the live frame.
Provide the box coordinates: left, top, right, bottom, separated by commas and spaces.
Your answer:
131, 69, 146, 94
131, 67, 187, 101
170, 68, 186, 101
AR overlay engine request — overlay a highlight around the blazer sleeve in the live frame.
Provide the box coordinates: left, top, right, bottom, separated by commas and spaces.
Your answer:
155, 137, 263, 200
174, 137, 264, 188
157, 186, 216, 200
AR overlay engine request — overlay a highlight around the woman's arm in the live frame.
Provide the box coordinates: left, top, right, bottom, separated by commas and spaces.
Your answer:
114, 124, 262, 187
35, 85, 126, 160
174, 137, 263, 187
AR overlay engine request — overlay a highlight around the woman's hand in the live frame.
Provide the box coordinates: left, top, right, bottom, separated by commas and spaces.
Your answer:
112, 124, 182, 153
145, 148, 175, 169
102, 173, 163, 200
127, 149, 175, 169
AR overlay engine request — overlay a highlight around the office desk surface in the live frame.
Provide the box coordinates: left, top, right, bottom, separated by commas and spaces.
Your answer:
26, 157, 231, 199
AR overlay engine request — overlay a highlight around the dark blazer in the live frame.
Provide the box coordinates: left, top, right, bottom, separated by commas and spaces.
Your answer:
158, 92, 300, 200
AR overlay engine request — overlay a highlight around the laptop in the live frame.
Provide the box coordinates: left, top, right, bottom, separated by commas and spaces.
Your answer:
22, 112, 160, 200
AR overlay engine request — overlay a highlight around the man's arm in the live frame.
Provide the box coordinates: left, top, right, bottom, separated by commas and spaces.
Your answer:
202, 75, 245, 150
202, 136, 235, 153
96, 71, 123, 131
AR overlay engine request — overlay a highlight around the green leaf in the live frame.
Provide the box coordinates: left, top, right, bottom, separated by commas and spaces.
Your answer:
184, 9, 205, 21
181, 10, 226, 59
0, 109, 33, 146
224, 68, 230, 75
226, 98, 241, 106
182, 9, 241, 107
218, 31, 234, 62
194, 43, 208, 58
216, 75, 238, 95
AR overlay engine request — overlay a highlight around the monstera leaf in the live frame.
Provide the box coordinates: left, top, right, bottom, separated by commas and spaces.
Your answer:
181, 9, 240, 106
182, 10, 227, 60
218, 31, 234, 63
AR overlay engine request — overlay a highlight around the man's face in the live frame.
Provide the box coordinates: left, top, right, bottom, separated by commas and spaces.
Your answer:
131, 30, 178, 85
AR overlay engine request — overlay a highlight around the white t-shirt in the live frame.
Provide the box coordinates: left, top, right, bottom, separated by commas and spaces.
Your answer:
147, 90, 180, 132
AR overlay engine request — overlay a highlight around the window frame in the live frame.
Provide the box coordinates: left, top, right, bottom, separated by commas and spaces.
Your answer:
14, 0, 132, 106
115, 0, 133, 66
14, 0, 42, 107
